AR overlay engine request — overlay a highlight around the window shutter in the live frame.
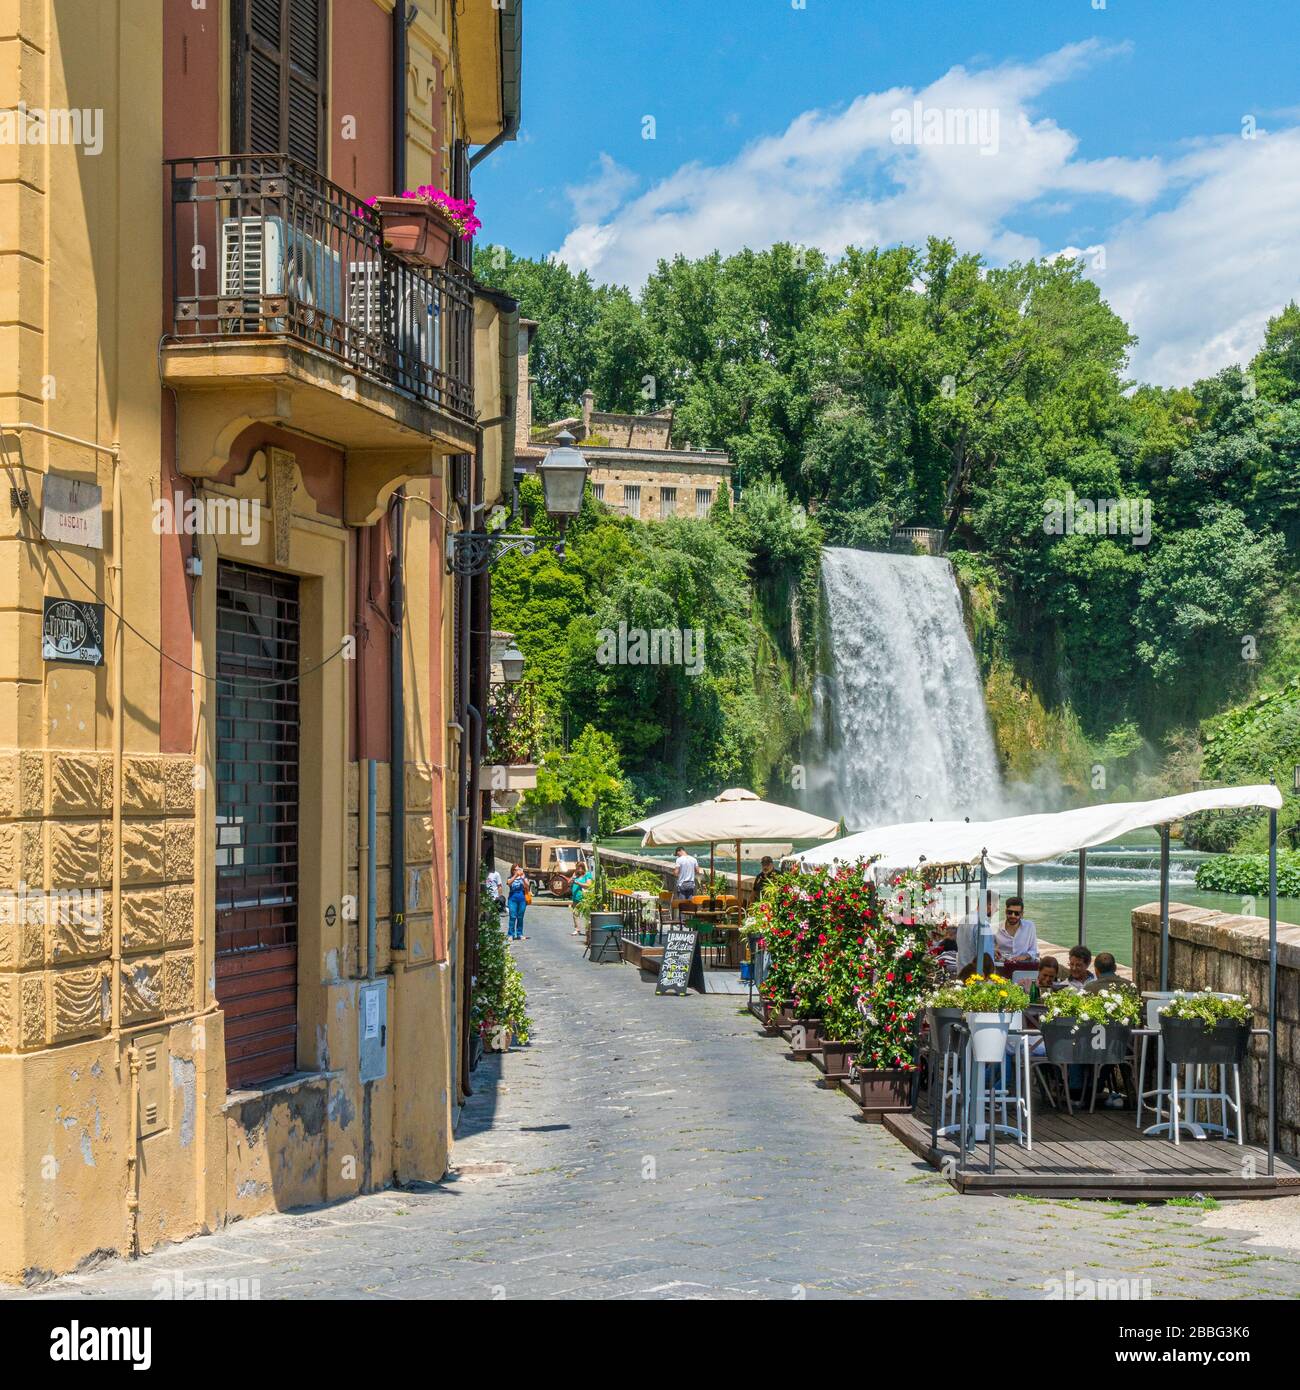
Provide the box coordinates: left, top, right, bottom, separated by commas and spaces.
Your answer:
286, 0, 326, 168
234, 0, 326, 169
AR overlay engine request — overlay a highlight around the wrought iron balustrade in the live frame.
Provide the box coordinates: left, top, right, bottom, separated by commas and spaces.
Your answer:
167, 154, 474, 424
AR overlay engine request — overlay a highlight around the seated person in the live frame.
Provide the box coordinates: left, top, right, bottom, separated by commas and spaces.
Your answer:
957, 954, 996, 982
1028, 955, 1061, 1003
931, 935, 960, 974
1063, 944, 1094, 990
995, 896, 1038, 964
1082, 950, 1130, 994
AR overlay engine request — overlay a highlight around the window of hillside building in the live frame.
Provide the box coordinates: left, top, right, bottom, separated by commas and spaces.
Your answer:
233, 0, 328, 169
624, 484, 642, 519
660, 487, 676, 518
592, 482, 605, 502
695, 488, 713, 518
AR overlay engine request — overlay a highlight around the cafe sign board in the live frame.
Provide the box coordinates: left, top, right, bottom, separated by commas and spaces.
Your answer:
41, 597, 104, 666
655, 926, 705, 996
41, 472, 103, 550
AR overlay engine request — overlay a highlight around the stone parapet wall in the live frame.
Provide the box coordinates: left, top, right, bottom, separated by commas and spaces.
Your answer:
1132, 902, 1300, 1155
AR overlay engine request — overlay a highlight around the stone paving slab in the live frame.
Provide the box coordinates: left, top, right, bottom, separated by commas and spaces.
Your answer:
8, 902, 1300, 1300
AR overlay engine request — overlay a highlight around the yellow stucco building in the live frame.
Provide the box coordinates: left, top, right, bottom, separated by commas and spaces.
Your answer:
0, 0, 521, 1283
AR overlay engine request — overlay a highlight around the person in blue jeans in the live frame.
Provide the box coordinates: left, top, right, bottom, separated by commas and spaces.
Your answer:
506, 864, 529, 941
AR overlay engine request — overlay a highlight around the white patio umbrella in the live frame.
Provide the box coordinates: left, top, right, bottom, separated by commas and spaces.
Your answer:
617, 788, 839, 897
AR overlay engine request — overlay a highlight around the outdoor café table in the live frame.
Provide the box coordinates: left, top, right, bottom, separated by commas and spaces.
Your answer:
962, 1025, 1035, 1156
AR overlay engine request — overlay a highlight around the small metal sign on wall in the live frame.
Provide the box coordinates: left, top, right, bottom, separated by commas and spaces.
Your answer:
41, 473, 103, 550
41, 597, 104, 666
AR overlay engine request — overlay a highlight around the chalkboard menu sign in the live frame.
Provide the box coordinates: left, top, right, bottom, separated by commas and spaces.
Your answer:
656, 927, 704, 995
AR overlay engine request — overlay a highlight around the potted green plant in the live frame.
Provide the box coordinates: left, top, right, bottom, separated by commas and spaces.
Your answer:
471, 878, 532, 1055
1159, 992, 1252, 1066
924, 982, 967, 1055
1040, 987, 1141, 1063
957, 974, 1029, 1062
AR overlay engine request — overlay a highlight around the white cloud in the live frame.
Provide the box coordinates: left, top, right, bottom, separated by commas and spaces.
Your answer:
565, 153, 639, 224
550, 41, 1300, 385
1088, 130, 1300, 383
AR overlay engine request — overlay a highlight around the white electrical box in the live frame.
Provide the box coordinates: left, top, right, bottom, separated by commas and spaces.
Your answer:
358, 979, 388, 1083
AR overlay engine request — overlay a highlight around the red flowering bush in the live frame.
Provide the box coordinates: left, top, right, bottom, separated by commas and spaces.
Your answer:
759, 860, 937, 1068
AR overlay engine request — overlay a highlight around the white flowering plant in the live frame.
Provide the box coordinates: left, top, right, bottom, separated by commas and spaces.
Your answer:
1042, 986, 1141, 1028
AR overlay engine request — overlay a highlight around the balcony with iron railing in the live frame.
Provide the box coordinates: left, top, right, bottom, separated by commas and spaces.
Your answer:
163, 155, 478, 515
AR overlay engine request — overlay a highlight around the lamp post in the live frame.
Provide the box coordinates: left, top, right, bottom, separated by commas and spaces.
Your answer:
499, 642, 525, 684
447, 429, 590, 575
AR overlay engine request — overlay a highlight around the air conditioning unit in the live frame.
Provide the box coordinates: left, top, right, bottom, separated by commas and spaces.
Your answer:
346, 259, 442, 399
220, 215, 341, 339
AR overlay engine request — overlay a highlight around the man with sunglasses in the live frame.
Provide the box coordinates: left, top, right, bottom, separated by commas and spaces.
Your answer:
995, 895, 1038, 964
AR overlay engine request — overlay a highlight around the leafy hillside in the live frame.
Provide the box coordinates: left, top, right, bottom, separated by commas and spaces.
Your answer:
479, 242, 1299, 840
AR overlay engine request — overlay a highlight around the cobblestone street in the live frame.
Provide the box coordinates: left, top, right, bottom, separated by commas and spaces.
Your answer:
20, 904, 1300, 1301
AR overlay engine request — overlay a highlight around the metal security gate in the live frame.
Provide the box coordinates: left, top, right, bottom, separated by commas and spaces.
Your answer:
215, 561, 301, 1088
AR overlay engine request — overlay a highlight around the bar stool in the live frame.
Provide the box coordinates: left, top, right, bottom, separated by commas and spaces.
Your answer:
1168, 1058, 1244, 1145
959, 1031, 1033, 1154
1139, 991, 1243, 1138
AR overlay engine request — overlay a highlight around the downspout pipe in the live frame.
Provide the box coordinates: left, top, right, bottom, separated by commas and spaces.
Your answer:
389, 498, 406, 953
388, 6, 409, 957
392, 1, 407, 192
456, 453, 474, 1094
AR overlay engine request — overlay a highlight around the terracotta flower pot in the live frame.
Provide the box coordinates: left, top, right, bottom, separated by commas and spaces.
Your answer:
839, 1066, 912, 1121
370, 196, 455, 268
812, 1040, 855, 1080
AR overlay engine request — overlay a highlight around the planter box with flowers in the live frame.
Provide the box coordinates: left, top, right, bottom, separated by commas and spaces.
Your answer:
1039, 985, 1141, 1064
365, 185, 481, 269
1158, 991, 1253, 1067
941, 973, 1030, 1063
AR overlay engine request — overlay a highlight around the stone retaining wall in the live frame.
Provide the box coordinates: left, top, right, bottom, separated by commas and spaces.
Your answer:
1132, 902, 1300, 1155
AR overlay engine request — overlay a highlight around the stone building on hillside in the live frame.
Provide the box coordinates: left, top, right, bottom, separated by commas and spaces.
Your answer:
514, 321, 733, 520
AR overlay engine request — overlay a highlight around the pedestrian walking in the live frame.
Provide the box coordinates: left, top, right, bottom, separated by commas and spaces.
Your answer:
506, 863, 530, 941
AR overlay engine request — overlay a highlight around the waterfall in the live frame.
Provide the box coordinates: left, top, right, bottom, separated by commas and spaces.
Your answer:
814, 547, 1002, 829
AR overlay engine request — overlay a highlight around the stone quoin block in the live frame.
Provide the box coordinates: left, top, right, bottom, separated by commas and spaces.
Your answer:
121, 819, 165, 884
119, 955, 163, 1023
164, 821, 195, 881
47, 898, 108, 963
405, 814, 434, 863
405, 762, 433, 812
163, 757, 197, 814
50, 961, 110, 1043
0, 973, 14, 1049
122, 889, 166, 954
164, 885, 195, 947
49, 752, 111, 815
19, 972, 45, 1048
122, 756, 165, 813
50, 819, 103, 888
163, 952, 194, 1017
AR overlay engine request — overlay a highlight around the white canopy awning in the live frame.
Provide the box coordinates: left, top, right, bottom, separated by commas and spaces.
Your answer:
616, 787, 839, 848
795, 785, 1283, 876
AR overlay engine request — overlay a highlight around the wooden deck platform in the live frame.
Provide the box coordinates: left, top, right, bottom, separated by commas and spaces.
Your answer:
884, 1105, 1300, 1200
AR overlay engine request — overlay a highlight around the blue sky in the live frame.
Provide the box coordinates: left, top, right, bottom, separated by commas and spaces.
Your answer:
473, 0, 1300, 385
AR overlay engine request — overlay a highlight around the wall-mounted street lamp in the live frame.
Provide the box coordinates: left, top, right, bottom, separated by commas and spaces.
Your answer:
499, 642, 526, 683
447, 430, 590, 576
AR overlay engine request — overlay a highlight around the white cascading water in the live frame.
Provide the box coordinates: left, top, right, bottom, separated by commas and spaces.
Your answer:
815, 547, 1003, 829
